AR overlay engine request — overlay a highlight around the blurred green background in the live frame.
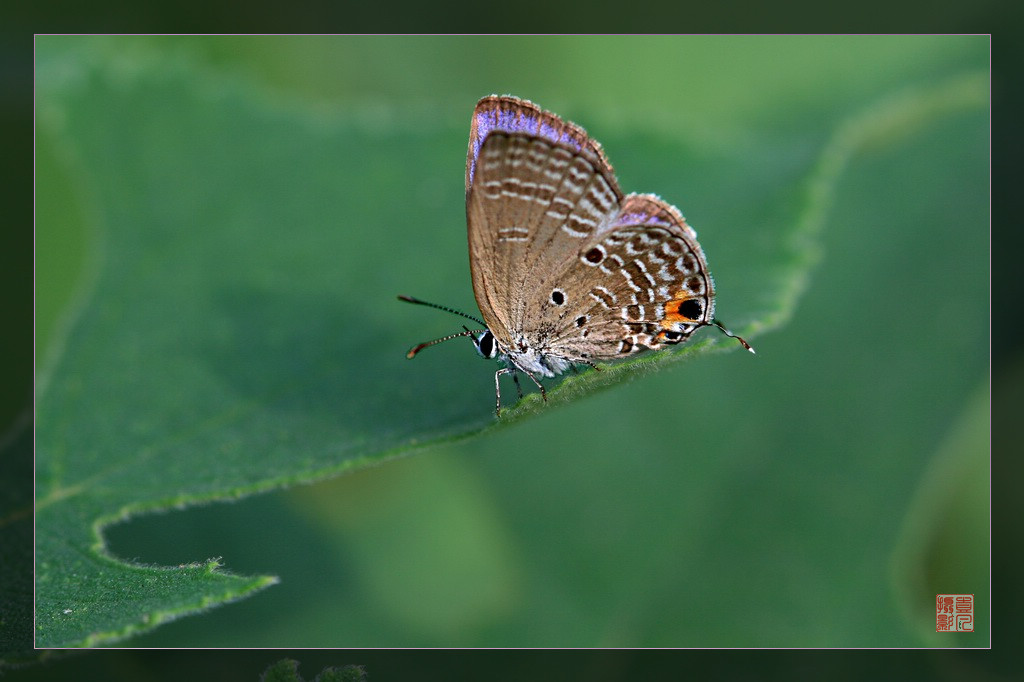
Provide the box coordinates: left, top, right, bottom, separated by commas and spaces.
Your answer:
33, 35, 988, 657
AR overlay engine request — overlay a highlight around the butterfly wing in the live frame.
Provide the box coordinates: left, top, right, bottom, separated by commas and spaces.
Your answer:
546, 193, 717, 360
465, 96, 623, 348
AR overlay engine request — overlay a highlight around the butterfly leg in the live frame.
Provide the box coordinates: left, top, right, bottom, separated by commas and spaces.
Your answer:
567, 357, 601, 373
520, 368, 547, 403
494, 366, 546, 416
494, 367, 514, 416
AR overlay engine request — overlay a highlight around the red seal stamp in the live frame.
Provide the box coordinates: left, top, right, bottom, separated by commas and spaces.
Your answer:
936, 594, 974, 632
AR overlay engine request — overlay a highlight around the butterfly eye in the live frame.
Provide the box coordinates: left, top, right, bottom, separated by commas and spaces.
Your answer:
473, 330, 497, 359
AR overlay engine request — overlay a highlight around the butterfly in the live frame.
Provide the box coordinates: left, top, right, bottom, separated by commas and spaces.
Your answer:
401, 95, 752, 415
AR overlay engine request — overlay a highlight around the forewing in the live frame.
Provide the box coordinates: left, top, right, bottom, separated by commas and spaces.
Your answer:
465, 96, 622, 345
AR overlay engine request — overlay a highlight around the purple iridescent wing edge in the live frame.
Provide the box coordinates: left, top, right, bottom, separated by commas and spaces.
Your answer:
465, 95, 617, 196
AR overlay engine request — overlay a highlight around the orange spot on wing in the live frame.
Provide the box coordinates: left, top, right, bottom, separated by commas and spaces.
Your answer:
661, 297, 697, 326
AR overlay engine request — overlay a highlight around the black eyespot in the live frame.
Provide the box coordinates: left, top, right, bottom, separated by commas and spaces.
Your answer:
575, 315, 587, 327
584, 247, 604, 264
679, 299, 703, 320
663, 330, 683, 343
551, 289, 566, 305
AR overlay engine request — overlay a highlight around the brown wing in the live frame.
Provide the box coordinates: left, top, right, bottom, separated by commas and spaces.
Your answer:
465, 96, 622, 346
544, 193, 717, 361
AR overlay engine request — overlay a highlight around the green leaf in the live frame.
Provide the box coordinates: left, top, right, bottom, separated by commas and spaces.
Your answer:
261, 659, 303, 682
890, 383, 989, 645
260, 659, 366, 682
33, 36, 988, 648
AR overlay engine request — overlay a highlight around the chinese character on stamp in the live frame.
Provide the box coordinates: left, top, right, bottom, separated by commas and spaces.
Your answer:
936, 594, 974, 632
